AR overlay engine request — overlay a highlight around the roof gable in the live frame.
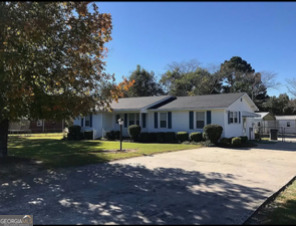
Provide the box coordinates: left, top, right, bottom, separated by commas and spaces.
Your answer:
156, 93, 246, 110
110, 95, 173, 111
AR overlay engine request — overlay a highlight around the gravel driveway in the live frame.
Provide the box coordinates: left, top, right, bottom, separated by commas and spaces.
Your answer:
1, 141, 296, 225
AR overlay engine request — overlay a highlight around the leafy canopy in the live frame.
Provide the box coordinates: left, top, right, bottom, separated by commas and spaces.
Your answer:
0, 2, 121, 121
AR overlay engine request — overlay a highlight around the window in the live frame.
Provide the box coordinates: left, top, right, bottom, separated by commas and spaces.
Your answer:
229, 111, 239, 124
37, 120, 43, 127
128, 114, 139, 126
85, 115, 91, 127
196, 112, 205, 129
229, 112, 234, 123
234, 112, 238, 123
258, 122, 261, 127
287, 122, 291, 127
115, 114, 121, 124
160, 112, 167, 128
129, 113, 135, 125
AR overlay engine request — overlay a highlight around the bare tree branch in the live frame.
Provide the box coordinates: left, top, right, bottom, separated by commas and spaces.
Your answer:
259, 71, 281, 90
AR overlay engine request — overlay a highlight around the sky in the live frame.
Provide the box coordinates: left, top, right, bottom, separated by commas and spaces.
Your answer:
96, 2, 296, 97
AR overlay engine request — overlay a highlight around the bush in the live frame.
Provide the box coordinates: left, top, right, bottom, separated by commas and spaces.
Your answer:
203, 124, 223, 144
139, 132, 176, 143
164, 132, 177, 143
67, 125, 83, 140
240, 136, 248, 144
220, 137, 232, 146
105, 130, 120, 140
254, 133, 261, 141
128, 125, 141, 141
176, 132, 188, 143
231, 137, 242, 146
189, 132, 203, 142
83, 130, 93, 140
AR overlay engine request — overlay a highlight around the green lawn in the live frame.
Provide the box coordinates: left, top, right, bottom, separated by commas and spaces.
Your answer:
7, 134, 201, 168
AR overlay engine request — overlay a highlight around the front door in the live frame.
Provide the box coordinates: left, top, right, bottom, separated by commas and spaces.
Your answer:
249, 127, 253, 140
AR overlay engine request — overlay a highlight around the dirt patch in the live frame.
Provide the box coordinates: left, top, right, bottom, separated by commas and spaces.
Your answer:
0, 156, 45, 183
89, 149, 138, 153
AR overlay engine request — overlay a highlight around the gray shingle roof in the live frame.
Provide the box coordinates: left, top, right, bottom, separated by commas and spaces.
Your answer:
156, 93, 246, 110
110, 95, 171, 111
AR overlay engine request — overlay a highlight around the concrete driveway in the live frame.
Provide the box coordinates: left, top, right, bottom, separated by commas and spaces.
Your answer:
1, 141, 296, 225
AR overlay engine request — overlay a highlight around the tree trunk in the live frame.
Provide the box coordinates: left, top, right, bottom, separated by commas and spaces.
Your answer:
0, 119, 9, 159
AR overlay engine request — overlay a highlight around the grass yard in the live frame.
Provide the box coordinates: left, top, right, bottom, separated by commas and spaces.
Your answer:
7, 134, 200, 168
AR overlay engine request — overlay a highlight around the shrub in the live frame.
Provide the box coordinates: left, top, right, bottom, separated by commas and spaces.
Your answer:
128, 125, 141, 141
254, 133, 261, 141
67, 125, 83, 140
240, 136, 248, 144
176, 132, 188, 143
231, 137, 242, 146
83, 130, 93, 140
105, 130, 120, 140
189, 132, 203, 142
164, 132, 177, 143
139, 132, 176, 143
203, 124, 223, 144
220, 137, 232, 146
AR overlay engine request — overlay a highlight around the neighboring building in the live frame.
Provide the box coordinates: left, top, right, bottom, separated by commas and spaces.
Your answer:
275, 115, 296, 135
253, 112, 277, 135
74, 93, 259, 140
9, 119, 65, 133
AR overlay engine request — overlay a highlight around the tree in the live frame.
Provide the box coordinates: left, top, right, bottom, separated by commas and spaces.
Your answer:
160, 61, 221, 96
125, 65, 164, 97
219, 56, 268, 109
0, 2, 120, 158
287, 78, 296, 98
262, 93, 295, 115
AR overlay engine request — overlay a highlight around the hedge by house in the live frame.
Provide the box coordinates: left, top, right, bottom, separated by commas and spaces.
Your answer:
67, 125, 83, 140
176, 132, 189, 143
189, 132, 203, 142
128, 125, 141, 141
203, 124, 223, 144
231, 137, 242, 146
105, 130, 120, 140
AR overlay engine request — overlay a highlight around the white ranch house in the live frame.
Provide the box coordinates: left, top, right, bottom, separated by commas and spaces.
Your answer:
74, 93, 259, 140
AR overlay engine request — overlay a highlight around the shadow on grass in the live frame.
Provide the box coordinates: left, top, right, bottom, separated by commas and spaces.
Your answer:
7, 137, 108, 168
0, 163, 271, 225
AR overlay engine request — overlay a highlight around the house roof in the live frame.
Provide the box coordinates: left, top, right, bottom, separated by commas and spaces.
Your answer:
110, 95, 172, 111
276, 115, 296, 120
254, 112, 276, 120
155, 93, 246, 110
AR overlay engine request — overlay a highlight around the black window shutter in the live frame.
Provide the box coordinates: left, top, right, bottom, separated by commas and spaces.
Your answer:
81, 117, 84, 127
90, 114, 92, 127
189, 111, 194, 129
168, 112, 172, 129
124, 114, 127, 128
228, 111, 230, 124
207, 111, 211, 125
154, 112, 158, 128
142, 113, 146, 128
239, 111, 241, 124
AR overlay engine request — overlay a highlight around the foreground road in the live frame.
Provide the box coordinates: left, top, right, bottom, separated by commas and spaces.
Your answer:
1, 141, 296, 224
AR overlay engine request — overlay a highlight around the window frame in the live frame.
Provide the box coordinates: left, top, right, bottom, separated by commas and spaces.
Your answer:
195, 111, 206, 129
85, 115, 91, 127
159, 112, 168, 128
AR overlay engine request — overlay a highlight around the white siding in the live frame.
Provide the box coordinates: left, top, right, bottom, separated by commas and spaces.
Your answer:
277, 119, 296, 134
225, 95, 256, 139
147, 109, 225, 135
73, 114, 102, 139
